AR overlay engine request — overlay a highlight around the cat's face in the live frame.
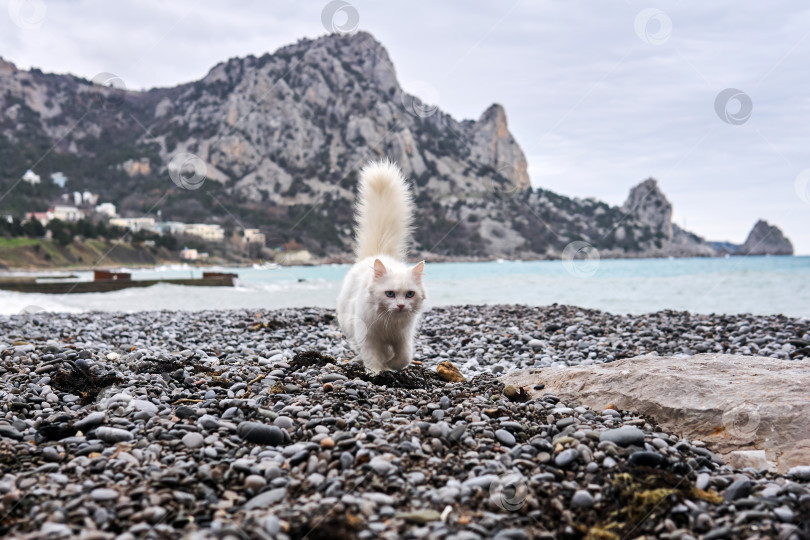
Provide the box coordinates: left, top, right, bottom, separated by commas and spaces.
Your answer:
369, 259, 426, 314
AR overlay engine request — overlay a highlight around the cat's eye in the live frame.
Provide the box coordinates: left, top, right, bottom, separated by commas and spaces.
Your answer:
385, 291, 395, 298
405, 291, 415, 298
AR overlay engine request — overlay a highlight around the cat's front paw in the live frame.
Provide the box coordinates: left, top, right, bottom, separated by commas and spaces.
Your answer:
361, 357, 386, 374
384, 356, 412, 371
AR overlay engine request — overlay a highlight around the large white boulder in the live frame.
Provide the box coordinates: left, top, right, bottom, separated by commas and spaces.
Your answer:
502, 353, 810, 473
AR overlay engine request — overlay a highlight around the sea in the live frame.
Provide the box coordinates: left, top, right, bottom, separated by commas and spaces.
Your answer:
0, 256, 808, 318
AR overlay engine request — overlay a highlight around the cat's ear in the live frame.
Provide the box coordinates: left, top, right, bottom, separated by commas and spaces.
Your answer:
412, 261, 425, 279
373, 258, 387, 278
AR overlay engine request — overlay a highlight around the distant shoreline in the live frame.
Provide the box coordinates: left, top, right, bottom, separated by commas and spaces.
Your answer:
0, 251, 804, 273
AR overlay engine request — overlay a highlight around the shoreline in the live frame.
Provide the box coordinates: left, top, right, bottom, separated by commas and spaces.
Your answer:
1, 305, 808, 538
0, 252, 806, 274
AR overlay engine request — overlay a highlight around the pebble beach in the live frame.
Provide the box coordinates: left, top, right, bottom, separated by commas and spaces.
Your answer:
1, 304, 809, 539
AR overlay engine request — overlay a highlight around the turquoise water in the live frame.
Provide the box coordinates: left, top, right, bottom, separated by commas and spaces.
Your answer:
1, 256, 808, 317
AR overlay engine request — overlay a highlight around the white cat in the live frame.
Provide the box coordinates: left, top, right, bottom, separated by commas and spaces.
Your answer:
336, 160, 426, 373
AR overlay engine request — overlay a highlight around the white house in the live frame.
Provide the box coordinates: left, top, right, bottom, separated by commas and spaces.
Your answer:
179, 248, 199, 261
179, 248, 209, 261
184, 223, 224, 242
242, 228, 266, 245
109, 217, 157, 232
278, 249, 313, 265
49, 205, 84, 223
22, 169, 41, 185
25, 212, 50, 225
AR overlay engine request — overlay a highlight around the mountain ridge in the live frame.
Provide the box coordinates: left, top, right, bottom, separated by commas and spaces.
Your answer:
0, 32, 792, 260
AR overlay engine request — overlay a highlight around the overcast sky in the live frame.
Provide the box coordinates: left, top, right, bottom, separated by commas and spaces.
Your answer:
2, 0, 809, 253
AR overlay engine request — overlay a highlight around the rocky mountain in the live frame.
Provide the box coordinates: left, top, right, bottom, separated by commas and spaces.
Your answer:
622, 179, 672, 241
737, 220, 794, 256
616, 179, 720, 257
0, 32, 792, 260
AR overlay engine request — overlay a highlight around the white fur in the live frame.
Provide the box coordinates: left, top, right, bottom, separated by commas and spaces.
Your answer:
353, 160, 414, 260
337, 160, 426, 373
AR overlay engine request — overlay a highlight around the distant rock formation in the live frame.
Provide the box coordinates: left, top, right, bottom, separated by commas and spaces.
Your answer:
737, 220, 794, 256
621, 178, 672, 240
0, 57, 17, 75
470, 104, 531, 191
618, 179, 719, 257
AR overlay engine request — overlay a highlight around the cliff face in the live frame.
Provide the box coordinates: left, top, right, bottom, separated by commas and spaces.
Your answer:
0, 34, 790, 259
737, 220, 794, 256
621, 179, 672, 241
147, 33, 533, 208
618, 179, 720, 257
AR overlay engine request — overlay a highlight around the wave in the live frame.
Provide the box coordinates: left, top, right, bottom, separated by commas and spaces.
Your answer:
0, 291, 84, 315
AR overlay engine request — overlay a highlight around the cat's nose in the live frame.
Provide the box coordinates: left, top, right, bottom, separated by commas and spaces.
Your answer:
397, 304, 405, 310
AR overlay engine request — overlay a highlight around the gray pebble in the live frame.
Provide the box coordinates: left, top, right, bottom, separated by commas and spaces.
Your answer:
262, 515, 281, 535
243, 487, 287, 509
237, 422, 284, 445
599, 425, 645, 447
555, 448, 578, 468
788, 465, 810, 480
90, 488, 119, 501
75, 412, 105, 431
181, 432, 204, 449
462, 474, 498, 489
773, 506, 794, 522
495, 429, 516, 446
571, 489, 593, 508
0, 424, 22, 441
723, 477, 752, 502
245, 474, 267, 491
95, 427, 133, 443
198, 414, 220, 431
273, 416, 295, 429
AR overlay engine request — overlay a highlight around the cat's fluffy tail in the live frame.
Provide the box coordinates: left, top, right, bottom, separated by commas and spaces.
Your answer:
354, 160, 414, 261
